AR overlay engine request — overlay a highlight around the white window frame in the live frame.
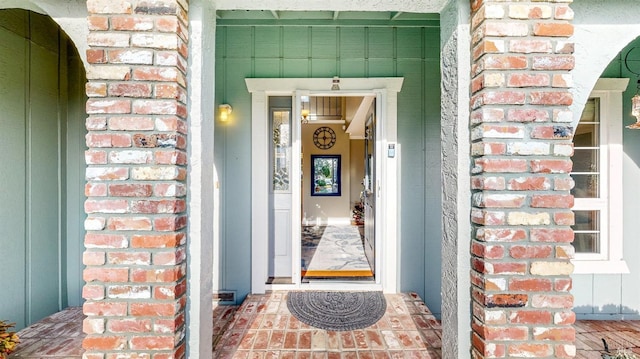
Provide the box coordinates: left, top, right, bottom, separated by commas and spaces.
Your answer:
572, 78, 629, 274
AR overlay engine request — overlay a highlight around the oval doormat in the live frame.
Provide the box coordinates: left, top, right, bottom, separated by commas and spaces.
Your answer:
286, 291, 387, 331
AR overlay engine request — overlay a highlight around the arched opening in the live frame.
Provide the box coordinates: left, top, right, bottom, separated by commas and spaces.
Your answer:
0, 8, 87, 330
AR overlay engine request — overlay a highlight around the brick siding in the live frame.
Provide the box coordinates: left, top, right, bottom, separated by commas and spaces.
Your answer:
82, 0, 189, 358
469, 1, 576, 358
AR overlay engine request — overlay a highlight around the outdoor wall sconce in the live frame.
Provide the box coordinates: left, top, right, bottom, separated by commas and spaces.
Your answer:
625, 48, 640, 129
331, 76, 340, 91
301, 95, 310, 123
218, 104, 232, 122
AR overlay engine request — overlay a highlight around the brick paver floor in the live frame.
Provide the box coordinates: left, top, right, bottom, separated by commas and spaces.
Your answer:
212, 292, 443, 358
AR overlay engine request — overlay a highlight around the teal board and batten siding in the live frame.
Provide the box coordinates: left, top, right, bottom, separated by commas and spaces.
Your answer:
571, 39, 640, 319
0, 10, 87, 329
214, 20, 443, 316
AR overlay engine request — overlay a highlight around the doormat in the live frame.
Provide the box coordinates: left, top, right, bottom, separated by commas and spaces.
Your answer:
286, 291, 386, 331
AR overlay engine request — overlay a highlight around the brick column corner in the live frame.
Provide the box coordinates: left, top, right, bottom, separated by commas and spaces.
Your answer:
82, 0, 189, 358
469, 1, 576, 358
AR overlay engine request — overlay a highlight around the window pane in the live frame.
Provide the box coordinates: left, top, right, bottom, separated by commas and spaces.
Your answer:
272, 110, 291, 191
572, 148, 599, 173
572, 210, 600, 253
573, 123, 599, 147
571, 174, 599, 198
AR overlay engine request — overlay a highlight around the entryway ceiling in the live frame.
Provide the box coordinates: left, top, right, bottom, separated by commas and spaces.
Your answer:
214, 0, 448, 14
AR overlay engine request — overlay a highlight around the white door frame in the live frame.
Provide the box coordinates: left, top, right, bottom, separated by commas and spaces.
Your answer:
246, 77, 403, 293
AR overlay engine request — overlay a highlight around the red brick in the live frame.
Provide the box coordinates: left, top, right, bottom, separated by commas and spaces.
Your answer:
86, 117, 108, 130
108, 83, 153, 97
133, 67, 180, 82
475, 193, 526, 208
130, 336, 175, 350
85, 199, 129, 214
130, 302, 178, 317
508, 343, 553, 357
509, 39, 552, 53
83, 285, 105, 300
555, 6, 574, 21
532, 55, 575, 70
555, 278, 573, 292
530, 159, 572, 173
83, 301, 128, 316
85, 233, 128, 249
153, 215, 187, 231
131, 266, 183, 283
483, 55, 528, 70
87, 49, 107, 64
107, 217, 153, 231
531, 294, 573, 309
83, 336, 127, 351
131, 233, 185, 248
471, 242, 505, 259
507, 176, 551, 191
484, 326, 528, 341
554, 211, 574, 226
84, 251, 106, 265
554, 177, 574, 191
88, 15, 109, 30
477, 228, 527, 242
107, 252, 151, 265
509, 278, 552, 292
475, 158, 528, 173
86, 133, 132, 148
85, 150, 108, 164
475, 91, 526, 107
471, 176, 506, 190
154, 313, 185, 334
87, 99, 131, 114
554, 310, 575, 325
154, 183, 187, 197
529, 91, 573, 106
531, 194, 574, 208
156, 17, 179, 32
111, 16, 154, 31
109, 183, 154, 197
530, 228, 574, 243
484, 22, 529, 37
155, 150, 187, 165
85, 183, 108, 197
487, 261, 527, 275
131, 199, 186, 214
510, 245, 552, 259
507, 73, 549, 87
509, 310, 552, 325
533, 326, 575, 341
153, 248, 186, 265
507, 108, 549, 122
556, 344, 577, 359
87, 0, 133, 14
107, 285, 151, 299
153, 281, 186, 300
533, 23, 574, 37
107, 319, 152, 333
133, 99, 181, 115
83, 267, 129, 282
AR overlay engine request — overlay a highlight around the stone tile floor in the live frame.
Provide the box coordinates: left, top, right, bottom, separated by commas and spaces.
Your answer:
6, 292, 640, 359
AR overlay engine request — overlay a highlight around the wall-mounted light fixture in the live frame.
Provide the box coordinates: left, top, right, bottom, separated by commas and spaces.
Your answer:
218, 104, 232, 122
331, 76, 340, 91
625, 48, 640, 129
301, 95, 310, 123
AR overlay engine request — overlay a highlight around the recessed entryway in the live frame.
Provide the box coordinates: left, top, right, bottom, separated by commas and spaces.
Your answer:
246, 77, 403, 293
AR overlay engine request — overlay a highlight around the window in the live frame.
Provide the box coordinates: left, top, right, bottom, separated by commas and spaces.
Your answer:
571, 79, 628, 274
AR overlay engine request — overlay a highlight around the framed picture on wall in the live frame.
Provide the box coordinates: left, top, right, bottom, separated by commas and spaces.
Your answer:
311, 155, 341, 196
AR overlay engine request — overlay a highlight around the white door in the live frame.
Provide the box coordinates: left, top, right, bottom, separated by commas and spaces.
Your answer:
269, 108, 293, 277
363, 114, 376, 274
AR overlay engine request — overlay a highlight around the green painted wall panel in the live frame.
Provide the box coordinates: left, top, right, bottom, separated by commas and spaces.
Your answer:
216, 21, 442, 315
367, 28, 394, 59
396, 28, 424, 59
282, 59, 309, 77
0, 10, 86, 328
28, 44, 61, 323
225, 27, 253, 58
255, 27, 281, 58
311, 59, 338, 77
339, 59, 366, 77
339, 28, 366, 59
0, 27, 28, 329
311, 28, 337, 59
283, 27, 309, 59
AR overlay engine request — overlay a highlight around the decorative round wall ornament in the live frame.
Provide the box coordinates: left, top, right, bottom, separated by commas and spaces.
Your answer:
313, 126, 337, 149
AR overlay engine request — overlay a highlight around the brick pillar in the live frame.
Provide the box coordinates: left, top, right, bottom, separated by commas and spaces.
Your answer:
469, 1, 576, 358
82, 0, 188, 358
